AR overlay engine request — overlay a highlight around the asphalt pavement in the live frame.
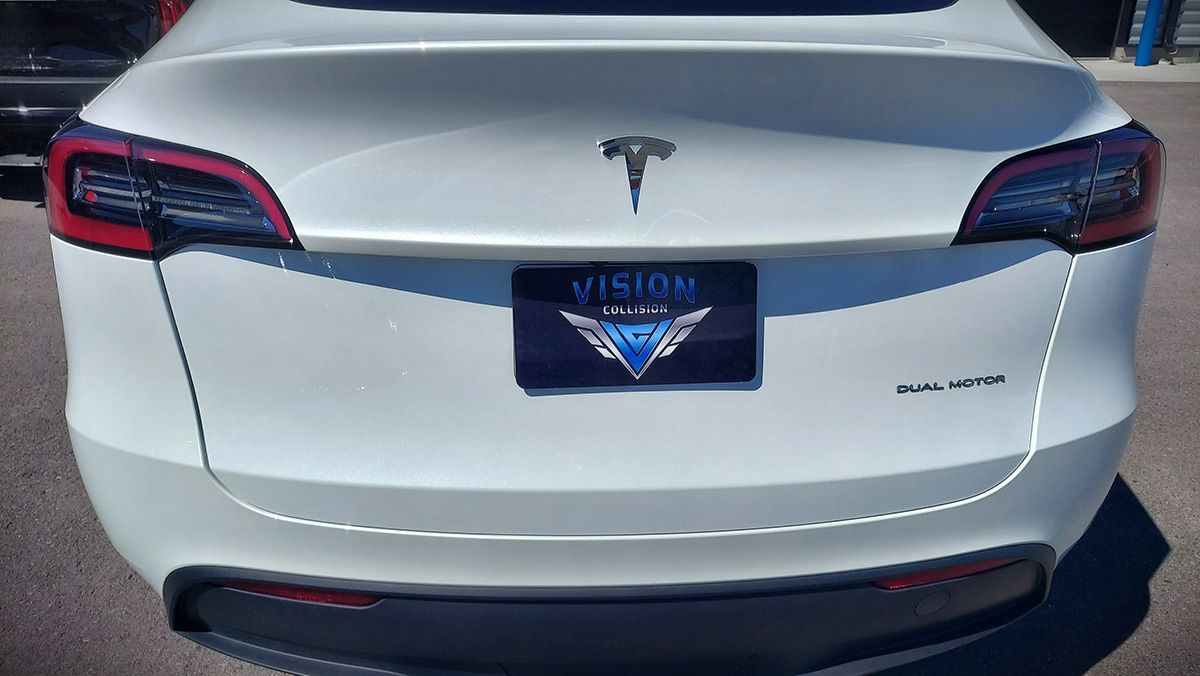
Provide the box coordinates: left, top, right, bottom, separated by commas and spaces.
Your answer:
1, 82, 1197, 675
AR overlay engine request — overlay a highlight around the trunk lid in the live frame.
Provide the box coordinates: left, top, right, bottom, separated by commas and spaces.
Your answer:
161, 241, 1069, 535
93, 1, 1122, 534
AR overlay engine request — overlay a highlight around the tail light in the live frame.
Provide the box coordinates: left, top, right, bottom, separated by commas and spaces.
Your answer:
955, 124, 1164, 251
222, 581, 381, 607
872, 557, 1019, 591
45, 123, 298, 258
155, 0, 189, 37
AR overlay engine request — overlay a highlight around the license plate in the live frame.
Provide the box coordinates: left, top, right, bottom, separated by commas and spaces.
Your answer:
512, 263, 757, 389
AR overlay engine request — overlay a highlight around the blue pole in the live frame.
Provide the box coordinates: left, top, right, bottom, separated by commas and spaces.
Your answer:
1135, 0, 1165, 66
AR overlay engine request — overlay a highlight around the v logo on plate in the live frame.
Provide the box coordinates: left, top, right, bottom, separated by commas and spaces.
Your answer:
602, 320, 672, 375
559, 307, 712, 380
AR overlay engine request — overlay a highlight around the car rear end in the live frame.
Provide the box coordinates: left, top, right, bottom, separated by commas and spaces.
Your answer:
46, 0, 1162, 673
0, 0, 186, 165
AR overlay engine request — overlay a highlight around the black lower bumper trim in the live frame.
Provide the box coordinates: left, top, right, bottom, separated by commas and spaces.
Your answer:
165, 544, 1054, 675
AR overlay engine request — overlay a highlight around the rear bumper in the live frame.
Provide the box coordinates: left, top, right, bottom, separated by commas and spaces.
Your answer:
166, 549, 1051, 675
49, 232, 1153, 671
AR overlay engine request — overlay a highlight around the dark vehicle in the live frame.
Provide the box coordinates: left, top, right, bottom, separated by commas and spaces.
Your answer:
0, 0, 187, 165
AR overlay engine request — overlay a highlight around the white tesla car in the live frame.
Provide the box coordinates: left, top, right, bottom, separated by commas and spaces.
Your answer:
45, 0, 1163, 673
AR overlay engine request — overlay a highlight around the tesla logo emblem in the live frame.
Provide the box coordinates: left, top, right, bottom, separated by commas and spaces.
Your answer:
598, 136, 676, 214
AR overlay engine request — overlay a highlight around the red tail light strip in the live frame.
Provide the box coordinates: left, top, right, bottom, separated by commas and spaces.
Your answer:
156, 0, 188, 37
222, 581, 382, 607
956, 124, 1164, 251
133, 144, 294, 241
872, 557, 1020, 591
45, 136, 154, 252
960, 145, 1098, 242
1077, 137, 1165, 246
46, 124, 297, 258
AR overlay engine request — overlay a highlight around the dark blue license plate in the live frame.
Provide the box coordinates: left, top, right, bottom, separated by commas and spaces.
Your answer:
512, 263, 757, 389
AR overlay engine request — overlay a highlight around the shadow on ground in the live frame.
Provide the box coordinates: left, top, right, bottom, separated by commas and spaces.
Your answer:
0, 167, 45, 205
884, 475, 1170, 675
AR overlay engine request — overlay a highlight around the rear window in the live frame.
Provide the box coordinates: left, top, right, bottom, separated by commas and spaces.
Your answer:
290, 0, 956, 14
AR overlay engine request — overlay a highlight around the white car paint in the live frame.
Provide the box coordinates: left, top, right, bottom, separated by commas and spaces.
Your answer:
54, 233, 1151, 588
81, 0, 1130, 260
49, 0, 1158, 671
160, 241, 1068, 535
